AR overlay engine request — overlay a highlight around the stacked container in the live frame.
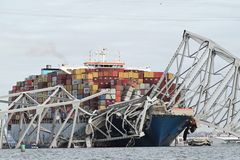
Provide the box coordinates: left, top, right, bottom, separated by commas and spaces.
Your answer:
10, 67, 174, 113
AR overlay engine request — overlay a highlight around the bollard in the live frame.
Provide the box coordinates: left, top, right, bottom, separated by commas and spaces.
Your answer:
20, 144, 26, 152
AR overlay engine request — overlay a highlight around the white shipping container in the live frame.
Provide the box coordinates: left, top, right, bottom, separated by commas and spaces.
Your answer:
145, 83, 151, 89
52, 81, 57, 86
110, 89, 116, 94
111, 95, 116, 99
140, 84, 145, 89
72, 79, 81, 85
105, 94, 112, 99
73, 94, 77, 98
52, 77, 57, 82
84, 88, 90, 94
72, 84, 78, 90
72, 90, 78, 95
133, 90, 141, 96
124, 96, 131, 101
126, 92, 133, 97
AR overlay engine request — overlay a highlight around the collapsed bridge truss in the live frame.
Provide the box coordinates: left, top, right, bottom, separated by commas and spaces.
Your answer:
153, 30, 240, 137
0, 30, 239, 149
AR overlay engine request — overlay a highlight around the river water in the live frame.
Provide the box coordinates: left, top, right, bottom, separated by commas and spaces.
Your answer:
0, 145, 239, 160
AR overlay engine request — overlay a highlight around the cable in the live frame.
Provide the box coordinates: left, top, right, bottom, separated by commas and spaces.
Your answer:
0, 10, 240, 22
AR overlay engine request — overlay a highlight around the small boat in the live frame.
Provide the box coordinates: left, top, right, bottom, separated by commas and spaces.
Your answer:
187, 137, 212, 146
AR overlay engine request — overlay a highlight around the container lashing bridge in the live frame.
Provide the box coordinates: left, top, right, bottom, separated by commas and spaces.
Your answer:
0, 30, 240, 148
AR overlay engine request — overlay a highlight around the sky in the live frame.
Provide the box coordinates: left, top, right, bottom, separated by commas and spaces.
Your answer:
0, 0, 240, 96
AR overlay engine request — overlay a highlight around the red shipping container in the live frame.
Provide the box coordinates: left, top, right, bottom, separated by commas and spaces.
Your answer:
116, 85, 121, 91
139, 72, 144, 79
122, 79, 129, 84
140, 89, 145, 95
48, 72, 57, 77
103, 71, 109, 76
57, 79, 66, 85
85, 69, 93, 73
116, 97, 121, 102
67, 74, 72, 79
38, 82, 48, 88
154, 72, 163, 78
114, 68, 124, 72
47, 75, 52, 82
25, 80, 33, 86
113, 71, 118, 77
116, 80, 122, 85
12, 86, 17, 90
99, 72, 104, 77
58, 74, 67, 80
116, 91, 121, 97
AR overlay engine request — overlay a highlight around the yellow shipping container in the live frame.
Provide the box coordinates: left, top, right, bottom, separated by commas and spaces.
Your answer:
128, 72, 133, 78
144, 72, 154, 78
150, 72, 154, 77
133, 73, 139, 79
78, 84, 84, 90
72, 74, 82, 80
37, 77, 43, 83
92, 72, 99, 77
81, 74, 87, 79
91, 90, 97, 94
144, 72, 148, 77
123, 72, 129, 78
72, 69, 77, 75
92, 85, 98, 91
138, 79, 143, 84
87, 74, 93, 80
98, 106, 106, 110
168, 73, 174, 79
65, 85, 72, 92
73, 69, 86, 75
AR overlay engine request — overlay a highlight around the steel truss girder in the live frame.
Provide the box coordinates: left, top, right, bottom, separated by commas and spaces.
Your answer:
85, 94, 159, 147
0, 85, 110, 149
153, 30, 240, 137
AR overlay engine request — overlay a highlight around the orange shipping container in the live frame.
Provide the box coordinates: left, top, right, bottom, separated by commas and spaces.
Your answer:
119, 72, 124, 78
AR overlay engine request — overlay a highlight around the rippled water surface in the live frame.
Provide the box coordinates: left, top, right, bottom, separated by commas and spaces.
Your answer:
0, 145, 239, 160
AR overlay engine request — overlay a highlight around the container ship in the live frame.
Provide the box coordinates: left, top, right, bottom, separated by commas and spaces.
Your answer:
7, 51, 196, 148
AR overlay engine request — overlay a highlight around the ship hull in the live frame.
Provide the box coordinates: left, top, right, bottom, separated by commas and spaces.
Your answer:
8, 115, 191, 147
136, 115, 191, 146
94, 114, 192, 147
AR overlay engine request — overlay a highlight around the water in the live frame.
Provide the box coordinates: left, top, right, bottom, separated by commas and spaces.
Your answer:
0, 145, 239, 160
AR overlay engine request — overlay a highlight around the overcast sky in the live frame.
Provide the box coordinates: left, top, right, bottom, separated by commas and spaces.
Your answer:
0, 0, 240, 96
